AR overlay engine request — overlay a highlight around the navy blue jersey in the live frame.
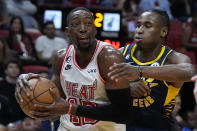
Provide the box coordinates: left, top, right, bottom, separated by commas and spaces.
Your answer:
123, 44, 180, 129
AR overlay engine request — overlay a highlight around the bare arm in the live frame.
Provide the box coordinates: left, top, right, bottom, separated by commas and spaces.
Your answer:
51, 49, 67, 99
99, 46, 130, 89
108, 51, 195, 88
141, 51, 195, 81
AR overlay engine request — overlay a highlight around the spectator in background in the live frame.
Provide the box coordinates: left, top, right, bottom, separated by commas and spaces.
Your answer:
182, 111, 197, 131
39, 0, 63, 4
118, 0, 141, 40
35, 21, 69, 66
170, 0, 191, 22
7, 16, 37, 65
7, 122, 21, 131
172, 95, 185, 130
63, 0, 100, 6
100, 0, 115, 7
0, 94, 12, 126
0, 37, 17, 78
121, 0, 141, 21
0, 59, 26, 125
22, 117, 38, 131
5, 0, 39, 30
139, 0, 173, 19
182, 11, 197, 56
0, 0, 10, 29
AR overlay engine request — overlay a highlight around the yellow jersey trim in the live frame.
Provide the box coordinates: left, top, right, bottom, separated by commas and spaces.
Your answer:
161, 49, 173, 66
123, 45, 130, 56
163, 81, 180, 106
131, 44, 166, 65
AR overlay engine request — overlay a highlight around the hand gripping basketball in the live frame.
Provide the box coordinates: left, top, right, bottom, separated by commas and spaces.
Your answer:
29, 88, 69, 120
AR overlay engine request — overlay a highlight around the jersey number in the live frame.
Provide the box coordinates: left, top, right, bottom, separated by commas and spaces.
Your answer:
68, 98, 98, 126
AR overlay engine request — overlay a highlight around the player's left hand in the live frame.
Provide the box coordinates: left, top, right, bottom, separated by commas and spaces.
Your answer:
29, 88, 69, 121
108, 63, 139, 82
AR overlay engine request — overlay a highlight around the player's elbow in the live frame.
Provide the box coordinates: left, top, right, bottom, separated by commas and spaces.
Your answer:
180, 63, 196, 81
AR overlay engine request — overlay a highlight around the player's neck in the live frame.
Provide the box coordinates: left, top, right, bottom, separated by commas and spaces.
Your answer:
135, 44, 162, 62
75, 41, 97, 68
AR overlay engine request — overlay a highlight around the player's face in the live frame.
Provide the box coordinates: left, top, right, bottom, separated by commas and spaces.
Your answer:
134, 12, 163, 48
67, 10, 97, 50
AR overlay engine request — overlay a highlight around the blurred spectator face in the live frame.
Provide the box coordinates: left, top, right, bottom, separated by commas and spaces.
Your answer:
187, 111, 197, 128
7, 123, 20, 131
45, 23, 55, 39
11, 18, 22, 34
5, 63, 20, 78
173, 95, 181, 115
22, 117, 35, 131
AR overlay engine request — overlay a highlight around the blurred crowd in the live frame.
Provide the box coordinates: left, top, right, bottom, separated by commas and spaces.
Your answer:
1, 0, 197, 131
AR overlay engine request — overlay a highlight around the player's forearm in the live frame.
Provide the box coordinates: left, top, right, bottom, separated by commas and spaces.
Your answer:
69, 88, 134, 123
141, 63, 195, 82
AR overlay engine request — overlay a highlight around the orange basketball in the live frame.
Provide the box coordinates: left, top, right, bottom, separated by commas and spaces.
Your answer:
18, 77, 60, 118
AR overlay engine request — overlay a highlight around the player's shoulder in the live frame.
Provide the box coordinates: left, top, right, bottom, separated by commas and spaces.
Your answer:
51, 48, 68, 74
99, 43, 122, 58
166, 50, 191, 64
98, 43, 124, 65
56, 48, 67, 59
37, 35, 47, 40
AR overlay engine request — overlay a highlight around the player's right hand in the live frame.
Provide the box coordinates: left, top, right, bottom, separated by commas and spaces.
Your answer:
129, 80, 151, 98
15, 73, 40, 103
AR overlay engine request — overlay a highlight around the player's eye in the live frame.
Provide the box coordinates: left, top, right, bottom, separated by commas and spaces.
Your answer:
136, 23, 141, 28
145, 23, 152, 28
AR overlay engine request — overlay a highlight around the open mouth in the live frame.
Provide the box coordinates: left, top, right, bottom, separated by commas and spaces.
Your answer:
134, 36, 143, 42
78, 37, 89, 42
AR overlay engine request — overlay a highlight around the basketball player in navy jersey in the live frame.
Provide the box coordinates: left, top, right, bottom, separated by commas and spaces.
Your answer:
107, 10, 195, 130
15, 8, 195, 131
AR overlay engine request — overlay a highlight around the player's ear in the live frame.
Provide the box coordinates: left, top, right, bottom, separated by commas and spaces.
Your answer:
160, 27, 168, 38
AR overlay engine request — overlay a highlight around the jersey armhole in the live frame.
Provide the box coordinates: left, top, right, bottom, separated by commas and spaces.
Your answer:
60, 45, 73, 80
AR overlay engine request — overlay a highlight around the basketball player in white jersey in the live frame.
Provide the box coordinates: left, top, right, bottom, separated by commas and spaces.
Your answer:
15, 7, 145, 131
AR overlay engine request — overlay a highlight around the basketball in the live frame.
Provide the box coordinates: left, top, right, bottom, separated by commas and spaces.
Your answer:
18, 77, 60, 118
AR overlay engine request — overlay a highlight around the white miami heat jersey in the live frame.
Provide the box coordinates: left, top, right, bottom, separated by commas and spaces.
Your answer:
59, 41, 126, 131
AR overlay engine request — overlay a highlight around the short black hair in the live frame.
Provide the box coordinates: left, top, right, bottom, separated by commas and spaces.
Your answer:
66, 7, 93, 26
43, 21, 54, 28
3, 58, 21, 71
145, 9, 170, 42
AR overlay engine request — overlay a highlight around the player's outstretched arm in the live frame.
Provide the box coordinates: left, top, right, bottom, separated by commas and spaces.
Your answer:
108, 51, 195, 83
